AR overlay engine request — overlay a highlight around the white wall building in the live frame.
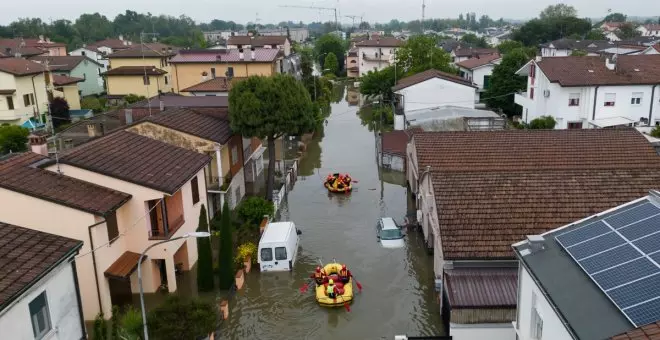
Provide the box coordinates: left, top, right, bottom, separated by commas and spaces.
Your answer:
515, 55, 660, 129
637, 24, 660, 37
355, 37, 403, 77
456, 54, 501, 101
0, 223, 85, 340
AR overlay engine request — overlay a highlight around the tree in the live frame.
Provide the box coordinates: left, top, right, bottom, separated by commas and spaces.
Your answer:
93, 313, 107, 340
585, 29, 606, 40
123, 94, 146, 104
359, 66, 403, 102
196, 205, 214, 292
618, 23, 641, 39
528, 116, 557, 129
81, 97, 103, 112
395, 35, 454, 75
359, 21, 371, 30
236, 196, 274, 226
323, 52, 339, 76
497, 40, 524, 54
229, 75, 315, 201
50, 97, 70, 128
539, 4, 578, 19
217, 200, 234, 289
603, 13, 627, 23
484, 48, 536, 117
512, 17, 592, 46
314, 34, 346, 72
460, 33, 490, 48
571, 49, 588, 56
0, 125, 29, 154
147, 296, 217, 339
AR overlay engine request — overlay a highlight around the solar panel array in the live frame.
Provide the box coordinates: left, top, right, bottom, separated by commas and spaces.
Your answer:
556, 200, 660, 327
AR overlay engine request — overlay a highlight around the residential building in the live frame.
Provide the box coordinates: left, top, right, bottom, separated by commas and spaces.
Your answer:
355, 37, 404, 77
128, 107, 264, 214
0, 37, 66, 56
605, 31, 622, 42
0, 222, 85, 339
169, 48, 283, 93
226, 36, 291, 56
641, 43, 660, 55
52, 74, 83, 110
376, 128, 421, 172
514, 192, 660, 340
406, 128, 660, 340
600, 22, 625, 32
637, 24, 660, 37
540, 39, 609, 57
399, 106, 504, 131
258, 27, 309, 43
346, 48, 359, 78
456, 54, 501, 100
514, 55, 660, 129
203, 31, 234, 42
180, 77, 245, 96
451, 47, 498, 64
0, 58, 48, 125
30, 55, 105, 96
69, 36, 133, 71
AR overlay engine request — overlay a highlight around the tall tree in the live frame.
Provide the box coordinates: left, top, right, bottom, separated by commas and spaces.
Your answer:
395, 35, 454, 75
217, 200, 234, 289
539, 4, 578, 19
618, 23, 641, 39
229, 75, 315, 201
49, 97, 70, 129
497, 40, 524, 54
196, 205, 214, 292
460, 33, 490, 48
603, 13, 627, 23
484, 47, 536, 117
0, 125, 29, 154
314, 34, 346, 72
323, 52, 339, 76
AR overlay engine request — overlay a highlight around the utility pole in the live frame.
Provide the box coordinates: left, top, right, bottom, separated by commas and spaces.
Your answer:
140, 32, 159, 116
421, 0, 426, 33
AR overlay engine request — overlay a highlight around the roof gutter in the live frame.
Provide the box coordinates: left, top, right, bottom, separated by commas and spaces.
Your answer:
649, 84, 658, 125
591, 85, 600, 121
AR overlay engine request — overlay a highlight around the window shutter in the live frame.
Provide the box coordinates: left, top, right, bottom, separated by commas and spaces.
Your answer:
191, 176, 200, 204
106, 211, 119, 242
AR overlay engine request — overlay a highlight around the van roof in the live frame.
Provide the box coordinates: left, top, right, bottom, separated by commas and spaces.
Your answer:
260, 221, 295, 244
380, 217, 398, 230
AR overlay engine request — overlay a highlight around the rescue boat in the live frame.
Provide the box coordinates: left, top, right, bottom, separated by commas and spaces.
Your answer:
324, 173, 353, 193
315, 263, 354, 307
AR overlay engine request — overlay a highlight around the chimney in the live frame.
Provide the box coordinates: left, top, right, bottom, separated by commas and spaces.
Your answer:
38, 35, 44, 43
606, 55, 617, 71
119, 34, 124, 41
86, 124, 96, 137
124, 109, 133, 124
28, 133, 48, 156
99, 122, 105, 136
239, 48, 244, 60
159, 100, 165, 112
535, 55, 542, 62
527, 235, 545, 252
251, 47, 256, 60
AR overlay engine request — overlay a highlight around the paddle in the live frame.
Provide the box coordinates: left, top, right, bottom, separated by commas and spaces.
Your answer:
300, 279, 314, 293
333, 293, 351, 312
353, 276, 363, 292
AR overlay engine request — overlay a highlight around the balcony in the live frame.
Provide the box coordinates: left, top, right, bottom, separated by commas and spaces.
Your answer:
514, 92, 531, 107
362, 53, 392, 62
0, 109, 33, 122
206, 174, 232, 192
147, 191, 185, 240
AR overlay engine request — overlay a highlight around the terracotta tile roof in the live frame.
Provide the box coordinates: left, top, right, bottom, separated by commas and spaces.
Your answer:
108, 43, 179, 58
0, 152, 131, 215
0, 222, 82, 309
103, 66, 167, 76
227, 35, 288, 46
0, 38, 66, 50
170, 48, 282, 63
455, 54, 501, 70
355, 37, 404, 47
52, 74, 84, 86
59, 131, 211, 194
104, 251, 146, 279
611, 321, 660, 340
88, 38, 132, 50
180, 77, 246, 92
29, 55, 101, 71
444, 268, 517, 308
381, 128, 422, 156
393, 69, 476, 92
0, 57, 46, 76
129, 95, 228, 108
453, 47, 498, 58
536, 55, 660, 86
143, 108, 233, 144
0, 45, 47, 57
642, 24, 660, 31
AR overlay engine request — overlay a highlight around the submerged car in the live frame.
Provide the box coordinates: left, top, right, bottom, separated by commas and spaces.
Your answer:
377, 217, 406, 248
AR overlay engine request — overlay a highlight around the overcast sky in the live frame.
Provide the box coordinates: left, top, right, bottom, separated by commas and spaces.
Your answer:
0, 0, 657, 25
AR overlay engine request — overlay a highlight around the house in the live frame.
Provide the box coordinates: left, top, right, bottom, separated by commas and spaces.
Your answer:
203, 31, 234, 42
226, 36, 291, 56
605, 31, 622, 42
30, 55, 105, 96
346, 48, 359, 78
258, 27, 309, 43
450, 47, 498, 64
376, 128, 421, 172
169, 48, 283, 93
180, 77, 245, 96
0, 222, 85, 339
392, 69, 477, 129
127, 107, 264, 214
637, 24, 660, 37
0, 37, 66, 56
69, 36, 133, 71
401, 106, 504, 131
355, 37, 404, 77
513, 192, 660, 340
641, 43, 660, 55
514, 55, 660, 129
540, 39, 610, 57
0, 58, 48, 125
51, 74, 84, 110
456, 54, 501, 100
406, 128, 660, 340
600, 22, 625, 32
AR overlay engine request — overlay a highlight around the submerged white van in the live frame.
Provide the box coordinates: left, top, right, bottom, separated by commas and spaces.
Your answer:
258, 221, 301, 272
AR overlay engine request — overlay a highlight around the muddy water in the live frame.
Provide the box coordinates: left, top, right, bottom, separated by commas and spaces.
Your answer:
216, 84, 444, 339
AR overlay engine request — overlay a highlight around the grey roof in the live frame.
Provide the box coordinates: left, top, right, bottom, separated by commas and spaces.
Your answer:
407, 106, 500, 122
512, 197, 659, 339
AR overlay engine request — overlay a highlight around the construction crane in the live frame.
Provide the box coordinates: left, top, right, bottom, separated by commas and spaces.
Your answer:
280, 5, 338, 31
344, 14, 364, 28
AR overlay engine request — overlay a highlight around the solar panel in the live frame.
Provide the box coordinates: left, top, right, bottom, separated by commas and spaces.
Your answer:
556, 199, 660, 326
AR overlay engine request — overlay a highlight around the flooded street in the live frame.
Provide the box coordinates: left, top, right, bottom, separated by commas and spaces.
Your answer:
217, 84, 444, 339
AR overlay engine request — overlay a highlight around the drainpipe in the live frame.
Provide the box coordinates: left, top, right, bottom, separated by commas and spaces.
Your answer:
30, 74, 42, 123
87, 219, 107, 317
70, 258, 87, 339
591, 86, 600, 121
649, 84, 658, 125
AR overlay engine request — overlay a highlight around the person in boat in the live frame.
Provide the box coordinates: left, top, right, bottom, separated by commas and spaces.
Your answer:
338, 264, 352, 284
327, 279, 338, 298
343, 174, 352, 185
310, 266, 325, 285
326, 173, 335, 185
335, 174, 345, 190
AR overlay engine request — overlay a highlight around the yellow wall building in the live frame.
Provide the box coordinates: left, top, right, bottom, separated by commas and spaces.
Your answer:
105, 43, 177, 98
51, 74, 82, 110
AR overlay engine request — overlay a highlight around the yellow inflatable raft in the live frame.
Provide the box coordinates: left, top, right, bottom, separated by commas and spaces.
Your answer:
315, 263, 354, 307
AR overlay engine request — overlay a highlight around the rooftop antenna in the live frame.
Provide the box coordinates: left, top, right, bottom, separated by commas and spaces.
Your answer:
422, 0, 426, 32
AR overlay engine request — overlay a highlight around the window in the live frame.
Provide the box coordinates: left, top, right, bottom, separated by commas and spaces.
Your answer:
569, 93, 580, 106
106, 211, 119, 242
275, 247, 287, 260
483, 75, 491, 89
191, 176, 200, 204
568, 121, 583, 129
211, 68, 216, 78
164, 76, 169, 85
6, 96, 13, 110
260, 248, 273, 261
530, 87, 535, 100
631, 92, 643, 105
604, 93, 616, 106
29, 292, 52, 339
226, 66, 234, 77
530, 292, 543, 340
231, 146, 238, 166
81, 51, 86, 56
529, 64, 536, 78
23, 94, 31, 106
143, 75, 150, 85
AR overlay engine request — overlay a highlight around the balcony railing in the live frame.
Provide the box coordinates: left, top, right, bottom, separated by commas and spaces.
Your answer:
207, 174, 232, 192
362, 54, 391, 62
148, 215, 185, 240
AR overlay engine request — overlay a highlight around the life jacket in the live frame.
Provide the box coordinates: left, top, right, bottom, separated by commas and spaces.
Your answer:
339, 269, 348, 277
326, 284, 334, 295
314, 272, 323, 279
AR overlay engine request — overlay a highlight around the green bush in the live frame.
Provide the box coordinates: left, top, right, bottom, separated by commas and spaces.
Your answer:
234, 242, 257, 267
651, 126, 660, 138
196, 205, 214, 292
118, 306, 142, 340
81, 97, 102, 112
236, 196, 274, 226
217, 200, 234, 289
93, 313, 107, 340
0, 125, 29, 154
528, 115, 557, 129
124, 94, 146, 104
147, 296, 217, 340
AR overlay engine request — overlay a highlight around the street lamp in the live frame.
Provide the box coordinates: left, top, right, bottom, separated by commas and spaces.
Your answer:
138, 231, 211, 340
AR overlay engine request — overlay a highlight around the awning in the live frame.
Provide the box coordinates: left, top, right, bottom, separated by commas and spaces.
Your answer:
104, 251, 146, 280
589, 116, 636, 128
20, 119, 46, 131
444, 268, 518, 309
0, 89, 16, 95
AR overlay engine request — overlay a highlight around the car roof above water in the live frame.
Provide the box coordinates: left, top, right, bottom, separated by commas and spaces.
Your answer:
380, 217, 398, 230
260, 221, 295, 244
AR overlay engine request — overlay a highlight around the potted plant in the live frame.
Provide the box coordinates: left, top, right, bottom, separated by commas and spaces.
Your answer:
236, 242, 257, 273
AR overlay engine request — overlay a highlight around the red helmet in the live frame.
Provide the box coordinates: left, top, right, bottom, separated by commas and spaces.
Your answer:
342, 264, 347, 270
316, 266, 321, 272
